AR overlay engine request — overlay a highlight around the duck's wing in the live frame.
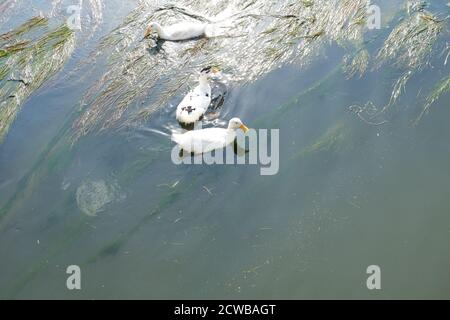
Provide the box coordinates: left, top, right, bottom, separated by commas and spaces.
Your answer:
165, 22, 206, 40
178, 90, 210, 109
176, 88, 210, 124
187, 129, 234, 154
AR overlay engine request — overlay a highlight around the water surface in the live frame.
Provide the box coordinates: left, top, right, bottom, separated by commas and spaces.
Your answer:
0, 0, 449, 299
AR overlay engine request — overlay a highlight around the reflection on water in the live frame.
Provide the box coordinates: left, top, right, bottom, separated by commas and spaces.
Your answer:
0, 0, 449, 299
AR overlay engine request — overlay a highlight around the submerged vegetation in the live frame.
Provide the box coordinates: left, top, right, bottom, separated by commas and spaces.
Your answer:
70, 0, 382, 140
0, 0, 447, 143
0, 0, 449, 298
69, 0, 448, 140
293, 122, 349, 160
0, 16, 74, 142
416, 75, 450, 123
375, 4, 448, 113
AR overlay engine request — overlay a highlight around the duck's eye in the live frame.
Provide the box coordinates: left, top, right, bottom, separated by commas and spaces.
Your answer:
200, 66, 212, 73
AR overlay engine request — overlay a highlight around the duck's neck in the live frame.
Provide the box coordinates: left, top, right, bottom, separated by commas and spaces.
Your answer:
227, 124, 236, 131
198, 74, 209, 88
153, 23, 167, 39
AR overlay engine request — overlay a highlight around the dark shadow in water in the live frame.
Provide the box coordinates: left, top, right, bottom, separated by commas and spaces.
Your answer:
210, 82, 228, 111
145, 35, 208, 56
234, 139, 249, 156
145, 38, 166, 55
177, 140, 248, 158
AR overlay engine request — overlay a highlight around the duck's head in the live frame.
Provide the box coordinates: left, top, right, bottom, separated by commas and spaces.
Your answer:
200, 66, 221, 78
228, 118, 249, 133
144, 22, 161, 38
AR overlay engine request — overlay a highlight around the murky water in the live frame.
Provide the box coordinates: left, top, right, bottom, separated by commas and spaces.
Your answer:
0, 0, 449, 299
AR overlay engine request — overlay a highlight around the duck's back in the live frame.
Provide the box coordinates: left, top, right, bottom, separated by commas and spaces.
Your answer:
173, 128, 236, 154
176, 86, 211, 124
165, 22, 206, 40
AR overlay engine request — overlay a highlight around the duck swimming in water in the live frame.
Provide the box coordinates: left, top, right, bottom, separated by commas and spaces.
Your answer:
172, 118, 249, 155
144, 21, 210, 41
176, 66, 220, 127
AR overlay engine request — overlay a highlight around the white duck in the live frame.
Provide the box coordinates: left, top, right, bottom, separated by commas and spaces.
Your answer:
172, 118, 249, 154
176, 66, 219, 126
144, 21, 210, 41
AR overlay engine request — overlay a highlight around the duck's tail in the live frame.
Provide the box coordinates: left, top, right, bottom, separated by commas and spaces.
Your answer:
171, 133, 184, 145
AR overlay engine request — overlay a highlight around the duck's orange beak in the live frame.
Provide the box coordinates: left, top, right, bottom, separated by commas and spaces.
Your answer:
240, 124, 249, 133
144, 26, 152, 38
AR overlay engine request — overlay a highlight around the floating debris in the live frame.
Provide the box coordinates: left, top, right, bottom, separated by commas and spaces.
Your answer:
76, 179, 121, 217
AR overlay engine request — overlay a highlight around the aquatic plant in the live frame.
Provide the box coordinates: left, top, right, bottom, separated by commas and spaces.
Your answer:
375, 5, 447, 112
1, 0, 449, 298
292, 122, 349, 160
343, 49, 370, 79
71, 0, 391, 140
0, 0, 104, 32
0, 17, 75, 143
416, 75, 450, 123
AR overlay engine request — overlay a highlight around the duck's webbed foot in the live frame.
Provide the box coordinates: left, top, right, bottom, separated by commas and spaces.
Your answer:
233, 140, 249, 156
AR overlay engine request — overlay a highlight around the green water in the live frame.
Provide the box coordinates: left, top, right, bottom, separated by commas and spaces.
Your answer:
0, 0, 449, 299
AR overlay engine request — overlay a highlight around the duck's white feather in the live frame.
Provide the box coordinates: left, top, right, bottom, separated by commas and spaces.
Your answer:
158, 22, 207, 41
176, 84, 211, 124
172, 128, 236, 154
